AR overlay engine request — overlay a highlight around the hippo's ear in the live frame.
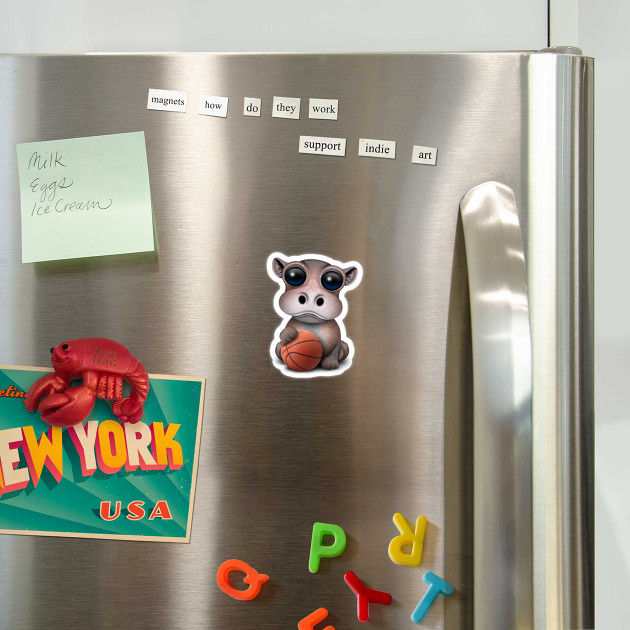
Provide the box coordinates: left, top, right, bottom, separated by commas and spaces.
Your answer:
271, 256, 288, 278
343, 266, 359, 287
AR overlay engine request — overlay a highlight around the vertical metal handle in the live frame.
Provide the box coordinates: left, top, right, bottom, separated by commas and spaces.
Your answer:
460, 181, 533, 629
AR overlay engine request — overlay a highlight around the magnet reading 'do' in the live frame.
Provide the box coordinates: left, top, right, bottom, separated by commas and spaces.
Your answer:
267, 253, 363, 378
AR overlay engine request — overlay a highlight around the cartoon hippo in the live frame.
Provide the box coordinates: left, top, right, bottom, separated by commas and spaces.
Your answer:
268, 253, 362, 373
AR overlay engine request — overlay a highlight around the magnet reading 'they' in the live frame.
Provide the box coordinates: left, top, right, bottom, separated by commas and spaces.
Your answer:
267, 253, 363, 378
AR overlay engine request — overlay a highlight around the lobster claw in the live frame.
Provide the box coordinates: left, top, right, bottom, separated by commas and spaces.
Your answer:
37, 386, 96, 428
25, 373, 67, 413
112, 397, 144, 424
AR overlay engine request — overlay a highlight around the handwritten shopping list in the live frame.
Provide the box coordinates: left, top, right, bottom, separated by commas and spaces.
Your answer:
16, 132, 155, 263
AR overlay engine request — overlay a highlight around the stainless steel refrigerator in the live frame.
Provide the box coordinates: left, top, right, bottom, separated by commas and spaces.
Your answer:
0, 50, 593, 629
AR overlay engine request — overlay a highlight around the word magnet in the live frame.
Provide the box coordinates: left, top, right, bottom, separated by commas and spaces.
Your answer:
411, 145, 438, 165
272, 96, 300, 119
358, 138, 396, 160
243, 97, 261, 116
147, 88, 187, 112
299, 136, 347, 157
198, 95, 228, 118
308, 98, 338, 120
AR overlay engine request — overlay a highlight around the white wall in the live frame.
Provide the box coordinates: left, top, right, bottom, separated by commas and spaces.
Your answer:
577, 3, 629, 628
0, 0, 547, 53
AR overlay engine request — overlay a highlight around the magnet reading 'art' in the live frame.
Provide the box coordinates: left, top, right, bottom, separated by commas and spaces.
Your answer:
267, 253, 363, 378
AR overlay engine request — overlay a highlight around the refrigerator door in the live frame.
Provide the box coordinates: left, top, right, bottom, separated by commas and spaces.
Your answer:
0, 52, 593, 629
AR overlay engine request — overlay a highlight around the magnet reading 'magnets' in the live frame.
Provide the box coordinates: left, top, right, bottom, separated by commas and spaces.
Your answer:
268, 253, 363, 377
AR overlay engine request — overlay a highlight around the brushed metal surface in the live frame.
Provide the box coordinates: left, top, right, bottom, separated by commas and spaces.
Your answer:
460, 182, 533, 630
527, 53, 595, 629
0, 52, 592, 629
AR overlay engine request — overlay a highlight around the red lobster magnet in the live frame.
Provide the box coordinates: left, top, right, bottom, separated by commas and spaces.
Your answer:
26, 338, 149, 428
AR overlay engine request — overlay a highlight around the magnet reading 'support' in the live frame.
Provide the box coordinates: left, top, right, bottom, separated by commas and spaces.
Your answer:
267, 253, 363, 378
26, 338, 149, 427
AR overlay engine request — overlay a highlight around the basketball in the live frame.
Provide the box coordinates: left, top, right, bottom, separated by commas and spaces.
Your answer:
281, 330, 323, 372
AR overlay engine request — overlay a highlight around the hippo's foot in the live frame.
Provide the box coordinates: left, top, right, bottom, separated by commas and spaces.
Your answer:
279, 327, 298, 345
320, 355, 340, 370
338, 341, 350, 362
275, 341, 283, 359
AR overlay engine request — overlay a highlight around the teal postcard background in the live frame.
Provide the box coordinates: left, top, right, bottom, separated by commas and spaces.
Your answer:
0, 367, 204, 542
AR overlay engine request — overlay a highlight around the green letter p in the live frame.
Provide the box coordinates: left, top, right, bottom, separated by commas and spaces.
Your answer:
308, 522, 347, 573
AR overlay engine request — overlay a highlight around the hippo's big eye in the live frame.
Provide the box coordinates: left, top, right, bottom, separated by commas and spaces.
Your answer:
321, 270, 344, 291
285, 266, 306, 287
62, 344, 69, 350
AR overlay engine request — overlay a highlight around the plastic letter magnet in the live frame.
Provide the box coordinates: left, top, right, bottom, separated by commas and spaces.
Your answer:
216, 559, 269, 601
298, 607, 335, 630
344, 571, 392, 622
388, 512, 427, 566
308, 522, 347, 573
411, 571, 454, 623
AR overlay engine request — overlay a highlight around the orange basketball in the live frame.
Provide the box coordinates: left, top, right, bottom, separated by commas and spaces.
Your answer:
281, 330, 323, 372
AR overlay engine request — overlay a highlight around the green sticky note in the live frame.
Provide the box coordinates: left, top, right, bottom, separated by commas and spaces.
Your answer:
17, 132, 155, 263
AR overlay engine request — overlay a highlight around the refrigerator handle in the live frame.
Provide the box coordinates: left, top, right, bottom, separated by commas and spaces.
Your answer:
460, 182, 533, 629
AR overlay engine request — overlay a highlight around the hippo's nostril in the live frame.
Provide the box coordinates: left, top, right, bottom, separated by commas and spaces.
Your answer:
50, 348, 54, 354
298, 295, 307, 305
316, 297, 324, 307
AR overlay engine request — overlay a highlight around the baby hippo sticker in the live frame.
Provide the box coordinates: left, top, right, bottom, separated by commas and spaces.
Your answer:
268, 253, 363, 378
